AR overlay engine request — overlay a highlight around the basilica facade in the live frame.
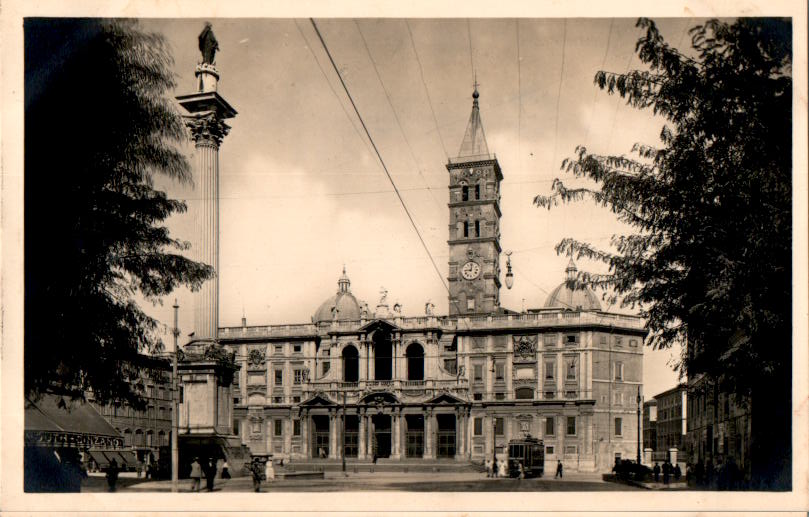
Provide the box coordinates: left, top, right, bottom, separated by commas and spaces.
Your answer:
218, 89, 645, 472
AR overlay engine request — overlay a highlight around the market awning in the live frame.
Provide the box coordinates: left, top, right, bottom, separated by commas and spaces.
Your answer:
25, 394, 123, 449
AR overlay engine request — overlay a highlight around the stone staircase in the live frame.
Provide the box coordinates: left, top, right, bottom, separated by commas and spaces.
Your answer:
278, 458, 484, 474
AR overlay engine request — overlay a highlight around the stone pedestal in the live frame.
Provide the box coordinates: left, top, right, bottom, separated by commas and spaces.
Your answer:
644, 447, 653, 466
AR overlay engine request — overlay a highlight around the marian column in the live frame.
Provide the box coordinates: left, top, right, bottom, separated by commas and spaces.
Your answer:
176, 24, 237, 344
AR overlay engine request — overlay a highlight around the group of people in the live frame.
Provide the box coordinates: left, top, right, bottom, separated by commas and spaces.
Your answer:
690, 456, 743, 490
189, 457, 230, 492
652, 460, 682, 484
484, 457, 507, 478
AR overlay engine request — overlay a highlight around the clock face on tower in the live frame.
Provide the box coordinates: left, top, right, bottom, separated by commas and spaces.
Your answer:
461, 261, 481, 280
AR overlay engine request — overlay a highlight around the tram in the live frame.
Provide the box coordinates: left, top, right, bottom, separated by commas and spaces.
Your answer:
507, 435, 545, 478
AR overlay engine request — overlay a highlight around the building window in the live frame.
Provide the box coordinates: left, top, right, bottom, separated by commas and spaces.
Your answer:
292, 395, 301, 403
544, 360, 555, 380
545, 417, 555, 436
495, 363, 505, 382
294, 369, 303, 385
565, 334, 579, 346
293, 419, 301, 436
615, 417, 623, 436
565, 445, 578, 454
275, 370, 283, 386
566, 416, 576, 436
293, 344, 302, 353
444, 358, 457, 375
495, 392, 505, 400
599, 334, 608, 345
473, 364, 483, 382
462, 185, 469, 201
565, 356, 577, 381
474, 184, 480, 200
546, 446, 555, 455
515, 387, 534, 399
543, 334, 556, 347
275, 345, 283, 354
274, 420, 283, 437
614, 362, 624, 381
565, 390, 577, 399
233, 419, 240, 436
474, 220, 480, 237
614, 391, 623, 405
473, 393, 483, 401
474, 417, 483, 436
544, 391, 555, 399
322, 361, 330, 375
495, 418, 504, 435
467, 298, 475, 311
463, 221, 469, 237
273, 396, 283, 404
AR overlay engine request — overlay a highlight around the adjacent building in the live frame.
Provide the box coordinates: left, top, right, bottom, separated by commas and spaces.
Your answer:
654, 383, 687, 452
642, 399, 658, 452
214, 88, 646, 472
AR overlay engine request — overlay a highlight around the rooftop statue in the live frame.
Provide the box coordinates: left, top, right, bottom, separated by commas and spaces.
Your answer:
198, 22, 219, 65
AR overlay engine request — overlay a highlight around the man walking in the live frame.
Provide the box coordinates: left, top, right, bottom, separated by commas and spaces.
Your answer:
653, 462, 661, 482
105, 458, 119, 492
555, 460, 563, 479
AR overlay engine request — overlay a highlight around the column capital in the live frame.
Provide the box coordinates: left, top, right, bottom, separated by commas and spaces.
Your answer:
185, 112, 231, 147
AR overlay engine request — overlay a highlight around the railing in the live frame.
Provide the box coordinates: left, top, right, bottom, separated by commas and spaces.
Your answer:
218, 310, 644, 339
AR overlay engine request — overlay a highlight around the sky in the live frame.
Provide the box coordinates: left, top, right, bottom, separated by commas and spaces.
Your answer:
138, 17, 696, 398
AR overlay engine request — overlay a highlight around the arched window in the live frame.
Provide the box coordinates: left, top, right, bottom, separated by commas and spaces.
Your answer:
158, 430, 167, 447
135, 429, 144, 447
406, 343, 425, 381
342, 345, 359, 382
474, 184, 480, 200
373, 331, 393, 381
146, 430, 154, 447
463, 221, 469, 238
462, 185, 469, 201
475, 220, 480, 237
515, 387, 534, 399
123, 429, 132, 447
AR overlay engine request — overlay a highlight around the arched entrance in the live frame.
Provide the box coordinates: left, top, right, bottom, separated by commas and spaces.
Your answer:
371, 414, 392, 458
372, 330, 392, 380
405, 414, 424, 458
311, 415, 330, 458
342, 345, 359, 382
436, 414, 457, 458
406, 342, 424, 381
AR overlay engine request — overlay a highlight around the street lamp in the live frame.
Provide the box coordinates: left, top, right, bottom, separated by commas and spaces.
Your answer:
636, 385, 642, 465
171, 299, 180, 493
491, 361, 497, 469
504, 251, 514, 290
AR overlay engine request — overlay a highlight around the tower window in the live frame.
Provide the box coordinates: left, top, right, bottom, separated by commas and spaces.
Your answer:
474, 184, 480, 200
475, 220, 480, 237
462, 186, 469, 201
463, 221, 469, 238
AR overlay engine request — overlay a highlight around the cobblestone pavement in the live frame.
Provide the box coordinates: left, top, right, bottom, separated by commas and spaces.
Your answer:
82, 471, 642, 492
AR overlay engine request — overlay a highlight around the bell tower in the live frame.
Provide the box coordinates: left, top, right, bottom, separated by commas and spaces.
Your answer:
446, 86, 503, 316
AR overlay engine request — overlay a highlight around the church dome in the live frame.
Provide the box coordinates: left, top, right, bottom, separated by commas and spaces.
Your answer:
313, 267, 362, 323
543, 259, 602, 311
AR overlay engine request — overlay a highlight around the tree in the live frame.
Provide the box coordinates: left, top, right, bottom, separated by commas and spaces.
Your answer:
24, 19, 213, 408
535, 18, 791, 488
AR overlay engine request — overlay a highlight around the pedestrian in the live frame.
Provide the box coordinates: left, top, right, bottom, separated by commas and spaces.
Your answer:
653, 462, 660, 482
106, 458, 119, 492
221, 460, 231, 479
372, 452, 378, 464
265, 458, 275, 481
250, 459, 263, 493
555, 459, 563, 479
492, 457, 498, 478
205, 458, 216, 491
136, 460, 143, 479
674, 463, 682, 481
518, 462, 525, 480
498, 458, 507, 478
663, 461, 671, 485
485, 459, 492, 478
189, 457, 202, 492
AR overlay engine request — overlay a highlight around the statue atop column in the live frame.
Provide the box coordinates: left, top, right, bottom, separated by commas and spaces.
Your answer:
198, 22, 219, 65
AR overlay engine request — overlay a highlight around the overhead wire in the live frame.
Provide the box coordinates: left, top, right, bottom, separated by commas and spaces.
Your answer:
550, 20, 567, 176
353, 20, 445, 215
404, 20, 450, 161
309, 19, 455, 316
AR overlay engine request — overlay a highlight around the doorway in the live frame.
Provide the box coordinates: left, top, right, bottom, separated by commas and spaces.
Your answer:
372, 414, 392, 458
436, 414, 457, 458
405, 414, 424, 458
311, 415, 330, 458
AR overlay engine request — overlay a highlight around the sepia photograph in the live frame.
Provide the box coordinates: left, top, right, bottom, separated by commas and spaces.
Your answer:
3, 1, 808, 515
